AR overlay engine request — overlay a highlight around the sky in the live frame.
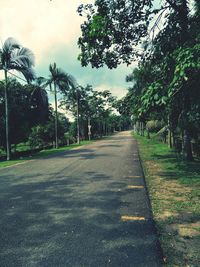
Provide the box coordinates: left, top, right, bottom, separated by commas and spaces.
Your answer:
0, 0, 136, 101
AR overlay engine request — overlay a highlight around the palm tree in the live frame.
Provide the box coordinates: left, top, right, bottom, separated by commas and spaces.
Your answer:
46, 63, 81, 146
47, 63, 70, 148
0, 37, 35, 160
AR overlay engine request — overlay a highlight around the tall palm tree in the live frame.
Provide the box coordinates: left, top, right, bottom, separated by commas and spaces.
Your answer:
0, 37, 35, 160
47, 63, 70, 148
46, 63, 81, 146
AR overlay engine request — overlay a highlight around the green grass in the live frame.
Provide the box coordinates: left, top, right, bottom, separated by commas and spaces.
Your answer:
134, 133, 200, 185
0, 140, 94, 168
132, 132, 200, 267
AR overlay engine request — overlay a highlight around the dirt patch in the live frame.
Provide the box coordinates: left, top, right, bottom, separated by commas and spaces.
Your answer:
168, 222, 200, 237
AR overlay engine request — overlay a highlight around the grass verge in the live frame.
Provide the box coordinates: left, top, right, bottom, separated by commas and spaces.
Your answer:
0, 140, 94, 168
132, 133, 200, 267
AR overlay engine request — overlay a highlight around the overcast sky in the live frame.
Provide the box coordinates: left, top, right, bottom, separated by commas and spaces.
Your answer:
0, 0, 137, 100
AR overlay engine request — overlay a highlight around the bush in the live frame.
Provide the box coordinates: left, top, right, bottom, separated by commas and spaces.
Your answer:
28, 126, 45, 149
146, 120, 163, 133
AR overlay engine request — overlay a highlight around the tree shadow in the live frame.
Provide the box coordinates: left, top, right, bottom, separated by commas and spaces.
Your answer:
0, 169, 162, 267
151, 152, 200, 183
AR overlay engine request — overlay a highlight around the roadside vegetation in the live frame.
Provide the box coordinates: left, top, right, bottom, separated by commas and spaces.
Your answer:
0, 140, 94, 168
0, 40, 131, 163
133, 132, 200, 267
78, 0, 200, 160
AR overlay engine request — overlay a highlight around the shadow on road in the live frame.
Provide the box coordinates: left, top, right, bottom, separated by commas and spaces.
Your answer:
0, 169, 161, 267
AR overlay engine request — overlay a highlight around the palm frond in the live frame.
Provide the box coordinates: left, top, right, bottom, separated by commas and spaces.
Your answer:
34, 76, 47, 87
2, 37, 20, 53
66, 73, 79, 89
44, 79, 53, 90
10, 47, 35, 68
49, 62, 57, 75
0, 49, 2, 64
48, 63, 79, 94
49, 82, 52, 91
39, 88, 48, 105
19, 67, 36, 83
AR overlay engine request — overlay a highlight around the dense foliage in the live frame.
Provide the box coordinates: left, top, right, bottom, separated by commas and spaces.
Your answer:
0, 73, 130, 159
78, 0, 200, 160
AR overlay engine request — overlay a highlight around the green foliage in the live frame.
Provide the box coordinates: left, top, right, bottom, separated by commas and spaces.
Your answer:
0, 78, 49, 148
77, 0, 154, 68
140, 82, 167, 114
97, 0, 200, 159
133, 132, 200, 266
28, 126, 45, 149
169, 44, 200, 96
146, 120, 163, 133
78, 1, 193, 68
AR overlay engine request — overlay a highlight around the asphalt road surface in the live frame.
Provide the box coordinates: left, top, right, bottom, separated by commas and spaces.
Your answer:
0, 131, 162, 267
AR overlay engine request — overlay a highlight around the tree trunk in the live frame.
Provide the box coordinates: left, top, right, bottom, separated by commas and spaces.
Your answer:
179, 0, 189, 44
103, 121, 106, 135
4, 69, 11, 160
168, 129, 173, 148
76, 90, 80, 144
54, 82, 58, 148
142, 122, 145, 136
166, 0, 189, 43
183, 130, 193, 161
168, 115, 173, 148
88, 117, 91, 141
182, 87, 193, 160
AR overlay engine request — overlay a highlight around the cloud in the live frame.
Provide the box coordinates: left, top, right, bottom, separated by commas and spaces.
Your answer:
36, 43, 136, 99
0, 0, 88, 63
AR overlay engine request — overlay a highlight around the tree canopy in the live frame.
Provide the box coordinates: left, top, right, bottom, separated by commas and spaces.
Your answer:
78, 0, 200, 160
78, 0, 191, 68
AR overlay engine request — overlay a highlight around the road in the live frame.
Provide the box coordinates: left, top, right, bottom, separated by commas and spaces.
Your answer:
0, 131, 162, 267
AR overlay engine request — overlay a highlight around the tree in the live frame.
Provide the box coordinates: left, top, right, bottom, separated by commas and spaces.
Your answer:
59, 74, 82, 144
28, 111, 70, 150
78, 0, 191, 68
46, 63, 70, 148
0, 37, 35, 160
78, 0, 200, 160
0, 78, 50, 151
28, 77, 49, 125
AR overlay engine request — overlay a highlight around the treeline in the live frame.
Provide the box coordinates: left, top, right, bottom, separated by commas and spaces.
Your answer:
0, 76, 131, 160
78, 0, 200, 161
117, 1, 200, 161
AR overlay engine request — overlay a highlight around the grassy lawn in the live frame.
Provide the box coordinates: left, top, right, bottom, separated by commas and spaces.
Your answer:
0, 140, 94, 168
132, 133, 200, 267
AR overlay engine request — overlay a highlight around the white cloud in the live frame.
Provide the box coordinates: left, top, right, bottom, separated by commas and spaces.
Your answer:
0, 0, 91, 63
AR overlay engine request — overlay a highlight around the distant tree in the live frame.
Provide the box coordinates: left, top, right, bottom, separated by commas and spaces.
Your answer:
28, 111, 70, 149
0, 78, 50, 150
59, 74, 83, 144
